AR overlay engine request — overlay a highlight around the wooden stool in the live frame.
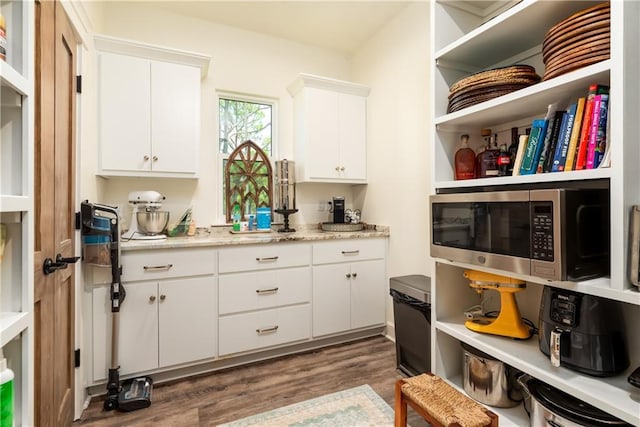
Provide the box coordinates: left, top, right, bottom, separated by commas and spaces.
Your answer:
395, 373, 499, 427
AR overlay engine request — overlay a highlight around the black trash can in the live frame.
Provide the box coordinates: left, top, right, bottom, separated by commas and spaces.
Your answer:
390, 274, 431, 377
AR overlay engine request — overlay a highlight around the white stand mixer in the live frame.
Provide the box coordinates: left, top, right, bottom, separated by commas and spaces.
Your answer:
122, 191, 168, 240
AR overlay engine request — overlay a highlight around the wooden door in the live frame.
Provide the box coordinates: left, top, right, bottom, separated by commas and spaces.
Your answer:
34, 0, 78, 425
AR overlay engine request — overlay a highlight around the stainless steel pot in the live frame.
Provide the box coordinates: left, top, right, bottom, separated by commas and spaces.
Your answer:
519, 376, 632, 426
461, 342, 523, 408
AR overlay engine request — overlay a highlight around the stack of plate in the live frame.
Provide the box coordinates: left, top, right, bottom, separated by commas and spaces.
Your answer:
542, 2, 610, 81
447, 65, 541, 113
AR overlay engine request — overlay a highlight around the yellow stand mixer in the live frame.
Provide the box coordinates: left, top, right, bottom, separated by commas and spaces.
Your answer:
463, 270, 532, 340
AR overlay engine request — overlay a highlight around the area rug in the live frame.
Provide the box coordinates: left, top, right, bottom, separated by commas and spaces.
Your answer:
217, 384, 395, 426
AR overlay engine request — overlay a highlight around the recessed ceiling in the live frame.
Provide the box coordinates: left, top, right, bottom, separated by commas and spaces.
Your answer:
149, 1, 412, 56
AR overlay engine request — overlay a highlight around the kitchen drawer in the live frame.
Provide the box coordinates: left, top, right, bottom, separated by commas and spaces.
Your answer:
312, 238, 385, 265
121, 247, 217, 282
219, 267, 311, 315
218, 304, 311, 355
218, 242, 311, 273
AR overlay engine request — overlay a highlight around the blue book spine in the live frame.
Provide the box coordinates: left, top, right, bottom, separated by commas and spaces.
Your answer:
519, 119, 549, 175
593, 94, 609, 168
551, 103, 577, 172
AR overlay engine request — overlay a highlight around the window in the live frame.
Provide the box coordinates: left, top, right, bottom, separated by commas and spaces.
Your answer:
218, 93, 276, 222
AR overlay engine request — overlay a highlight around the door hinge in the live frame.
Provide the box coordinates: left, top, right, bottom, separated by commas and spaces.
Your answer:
75, 211, 81, 230
76, 75, 82, 94
74, 349, 81, 368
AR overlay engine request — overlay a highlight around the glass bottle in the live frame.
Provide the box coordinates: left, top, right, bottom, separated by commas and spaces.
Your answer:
476, 130, 499, 178
507, 127, 519, 175
454, 134, 476, 180
497, 144, 511, 176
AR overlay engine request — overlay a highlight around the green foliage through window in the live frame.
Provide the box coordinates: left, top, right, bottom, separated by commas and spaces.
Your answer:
219, 98, 272, 155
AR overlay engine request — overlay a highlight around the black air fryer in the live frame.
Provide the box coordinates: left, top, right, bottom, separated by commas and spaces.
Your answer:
539, 287, 629, 377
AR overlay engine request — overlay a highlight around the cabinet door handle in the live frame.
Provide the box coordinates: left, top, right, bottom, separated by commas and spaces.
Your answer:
335, 166, 340, 171
152, 156, 158, 162
341, 250, 359, 255
256, 326, 279, 335
256, 256, 278, 262
143, 264, 173, 271
346, 273, 351, 279
149, 295, 156, 302
340, 166, 345, 171
160, 294, 166, 301
352, 272, 357, 278
144, 155, 150, 161
256, 287, 279, 295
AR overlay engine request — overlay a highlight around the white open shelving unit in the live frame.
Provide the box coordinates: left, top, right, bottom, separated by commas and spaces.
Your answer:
429, 1, 640, 425
1, 0, 34, 425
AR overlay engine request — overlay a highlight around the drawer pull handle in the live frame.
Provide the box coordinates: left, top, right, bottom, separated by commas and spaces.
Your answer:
256, 326, 279, 335
341, 250, 359, 255
143, 264, 173, 271
256, 256, 278, 262
256, 287, 279, 295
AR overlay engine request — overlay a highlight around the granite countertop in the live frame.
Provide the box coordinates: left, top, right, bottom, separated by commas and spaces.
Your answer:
120, 224, 390, 251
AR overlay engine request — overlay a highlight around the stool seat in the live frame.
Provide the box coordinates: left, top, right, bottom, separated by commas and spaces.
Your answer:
394, 373, 498, 427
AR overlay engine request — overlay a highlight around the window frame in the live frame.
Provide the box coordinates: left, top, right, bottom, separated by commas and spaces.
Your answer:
215, 90, 278, 224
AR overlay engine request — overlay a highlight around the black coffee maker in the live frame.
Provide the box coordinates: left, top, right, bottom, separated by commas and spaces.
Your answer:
332, 196, 345, 223
539, 287, 629, 377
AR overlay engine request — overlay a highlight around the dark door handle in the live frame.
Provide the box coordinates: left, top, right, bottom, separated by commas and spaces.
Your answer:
56, 254, 80, 264
43, 254, 80, 275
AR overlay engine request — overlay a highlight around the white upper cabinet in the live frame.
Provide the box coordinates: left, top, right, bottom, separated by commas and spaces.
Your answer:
288, 74, 370, 183
95, 35, 210, 178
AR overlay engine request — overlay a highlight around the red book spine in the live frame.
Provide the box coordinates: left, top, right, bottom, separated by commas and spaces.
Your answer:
575, 87, 597, 170
585, 95, 603, 169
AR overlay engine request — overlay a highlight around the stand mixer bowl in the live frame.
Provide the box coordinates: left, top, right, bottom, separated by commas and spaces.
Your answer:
136, 211, 169, 235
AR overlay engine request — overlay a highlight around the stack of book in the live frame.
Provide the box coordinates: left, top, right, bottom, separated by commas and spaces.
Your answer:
514, 84, 610, 176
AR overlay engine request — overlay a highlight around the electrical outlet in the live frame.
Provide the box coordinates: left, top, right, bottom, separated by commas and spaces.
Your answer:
317, 200, 326, 211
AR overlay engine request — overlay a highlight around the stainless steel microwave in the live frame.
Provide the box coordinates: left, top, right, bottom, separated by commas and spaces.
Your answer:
430, 189, 610, 281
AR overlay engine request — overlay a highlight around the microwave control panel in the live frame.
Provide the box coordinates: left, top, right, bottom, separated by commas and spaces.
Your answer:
531, 202, 554, 261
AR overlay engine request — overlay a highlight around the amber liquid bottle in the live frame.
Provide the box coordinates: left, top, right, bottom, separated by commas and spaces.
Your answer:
454, 134, 476, 180
476, 130, 499, 178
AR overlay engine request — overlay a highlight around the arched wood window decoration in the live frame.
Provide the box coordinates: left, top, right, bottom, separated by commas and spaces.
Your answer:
225, 140, 273, 223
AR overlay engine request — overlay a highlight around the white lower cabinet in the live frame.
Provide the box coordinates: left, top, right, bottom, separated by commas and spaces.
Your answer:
312, 260, 386, 337
91, 247, 217, 382
88, 239, 387, 383
219, 305, 311, 356
92, 276, 217, 381
311, 239, 387, 337
218, 243, 312, 356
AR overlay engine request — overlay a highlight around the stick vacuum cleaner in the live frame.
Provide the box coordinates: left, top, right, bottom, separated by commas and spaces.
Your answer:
81, 201, 153, 412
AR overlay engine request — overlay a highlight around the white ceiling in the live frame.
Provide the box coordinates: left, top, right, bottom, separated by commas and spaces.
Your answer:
149, 1, 413, 56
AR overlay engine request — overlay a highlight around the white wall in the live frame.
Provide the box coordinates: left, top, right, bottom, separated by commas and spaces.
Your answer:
86, 2, 360, 229
350, 2, 431, 333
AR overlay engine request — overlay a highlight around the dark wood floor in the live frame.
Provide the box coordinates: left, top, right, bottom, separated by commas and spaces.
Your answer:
74, 335, 428, 426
